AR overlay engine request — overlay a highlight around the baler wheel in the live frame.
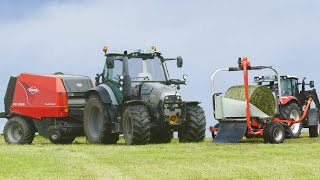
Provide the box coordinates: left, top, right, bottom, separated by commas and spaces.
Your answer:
123, 105, 151, 145
49, 130, 76, 144
179, 105, 206, 143
280, 103, 302, 138
4, 116, 35, 144
84, 95, 119, 144
263, 122, 285, 144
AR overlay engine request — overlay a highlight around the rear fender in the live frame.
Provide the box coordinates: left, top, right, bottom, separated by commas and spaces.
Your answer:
85, 84, 119, 105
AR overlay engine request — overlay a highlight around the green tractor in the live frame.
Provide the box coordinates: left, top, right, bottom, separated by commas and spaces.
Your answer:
83, 46, 206, 145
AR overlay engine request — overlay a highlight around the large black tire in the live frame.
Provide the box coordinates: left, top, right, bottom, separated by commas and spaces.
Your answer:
263, 122, 285, 144
150, 127, 173, 144
4, 116, 35, 144
83, 95, 119, 144
280, 103, 302, 138
122, 105, 151, 145
179, 105, 206, 143
309, 124, 319, 138
49, 130, 76, 144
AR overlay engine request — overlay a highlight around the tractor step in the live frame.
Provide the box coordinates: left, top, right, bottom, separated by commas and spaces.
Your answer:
213, 121, 247, 143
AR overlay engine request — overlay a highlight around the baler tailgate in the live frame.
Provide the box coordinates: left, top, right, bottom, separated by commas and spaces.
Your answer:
213, 121, 247, 143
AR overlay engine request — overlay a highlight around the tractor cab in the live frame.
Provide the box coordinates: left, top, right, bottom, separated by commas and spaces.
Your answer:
254, 75, 313, 104
84, 46, 206, 145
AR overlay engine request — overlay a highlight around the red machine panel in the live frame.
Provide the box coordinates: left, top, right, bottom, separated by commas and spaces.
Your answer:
11, 73, 69, 120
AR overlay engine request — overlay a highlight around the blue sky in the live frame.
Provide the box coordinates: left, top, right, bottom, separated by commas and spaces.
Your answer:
1, 0, 320, 134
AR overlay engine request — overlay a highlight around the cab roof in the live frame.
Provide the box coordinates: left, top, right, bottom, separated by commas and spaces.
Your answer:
105, 49, 162, 59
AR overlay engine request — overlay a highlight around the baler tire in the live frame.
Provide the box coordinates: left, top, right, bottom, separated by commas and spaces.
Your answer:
123, 105, 151, 145
309, 125, 319, 138
150, 128, 173, 144
4, 116, 35, 144
179, 105, 206, 143
84, 95, 119, 144
263, 122, 285, 144
49, 130, 76, 144
279, 103, 302, 139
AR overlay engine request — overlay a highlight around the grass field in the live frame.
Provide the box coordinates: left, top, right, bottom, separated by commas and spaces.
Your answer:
1, 134, 320, 179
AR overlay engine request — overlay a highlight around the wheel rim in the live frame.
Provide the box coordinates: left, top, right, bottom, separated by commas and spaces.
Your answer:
88, 106, 103, 138
273, 128, 283, 142
290, 110, 301, 134
7, 123, 23, 143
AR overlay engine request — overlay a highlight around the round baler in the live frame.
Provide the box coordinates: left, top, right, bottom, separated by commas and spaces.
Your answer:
0, 73, 93, 144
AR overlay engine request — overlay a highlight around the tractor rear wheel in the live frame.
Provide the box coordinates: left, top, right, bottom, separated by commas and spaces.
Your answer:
309, 123, 320, 138
122, 105, 151, 145
150, 127, 173, 144
84, 95, 119, 144
4, 116, 35, 144
179, 105, 206, 143
280, 103, 302, 138
263, 122, 285, 144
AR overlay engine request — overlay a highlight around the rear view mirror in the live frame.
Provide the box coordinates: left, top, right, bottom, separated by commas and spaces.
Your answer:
106, 57, 114, 69
310, 81, 315, 88
177, 56, 183, 68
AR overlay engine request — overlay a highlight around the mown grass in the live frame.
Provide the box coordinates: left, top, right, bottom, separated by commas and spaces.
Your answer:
0, 134, 320, 179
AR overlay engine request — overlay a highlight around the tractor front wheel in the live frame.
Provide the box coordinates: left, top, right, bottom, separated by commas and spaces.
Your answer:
179, 105, 206, 143
83, 95, 119, 144
122, 105, 151, 145
280, 103, 302, 138
309, 123, 320, 138
263, 122, 285, 144
4, 116, 35, 144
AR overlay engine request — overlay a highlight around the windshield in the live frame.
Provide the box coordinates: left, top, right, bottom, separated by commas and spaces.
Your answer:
281, 79, 292, 96
105, 57, 167, 82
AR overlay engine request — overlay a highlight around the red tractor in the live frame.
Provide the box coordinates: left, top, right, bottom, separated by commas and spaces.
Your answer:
254, 75, 320, 138
0, 73, 93, 144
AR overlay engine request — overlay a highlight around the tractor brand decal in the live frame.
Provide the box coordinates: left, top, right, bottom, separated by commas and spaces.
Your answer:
27, 86, 40, 94
76, 82, 83, 88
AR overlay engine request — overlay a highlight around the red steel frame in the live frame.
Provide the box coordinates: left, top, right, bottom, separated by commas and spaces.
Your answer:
241, 58, 313, 136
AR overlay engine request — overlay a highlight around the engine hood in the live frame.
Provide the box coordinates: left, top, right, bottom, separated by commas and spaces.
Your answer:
140, 83, 180, 107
